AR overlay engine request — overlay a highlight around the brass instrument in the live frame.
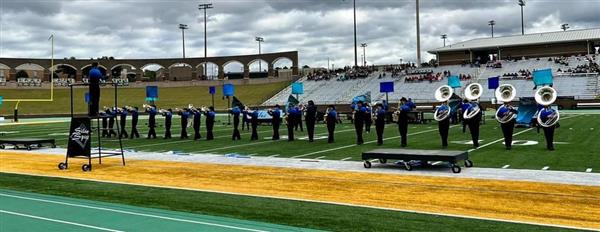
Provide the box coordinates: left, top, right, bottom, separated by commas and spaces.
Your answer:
495, 84, 517, 124
535, 86, 560, 127
463, 83, 483, 120
433, 85, 453, 121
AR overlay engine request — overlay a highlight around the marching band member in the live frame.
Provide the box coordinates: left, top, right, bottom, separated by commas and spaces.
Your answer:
437, 101, 451, 148
465, 101, 482, 148
145, 105, 157, 139
191, 107, 202, 140
304, 100, 318, 142
325, 105, 337, 143
268, 105, 282, 140
354, 101, 366, 145
286, 105, 295, 141
365, 103, 372, 134
204, 106, 216, 140
118, 107, 129, 139
540, 105, 557, 151
499, 102, 518, 150
460, 99, 469, 132
250, 107, 259, 140
374, 103, 386, 145
242, 107, 250, 131
178, 108, 190, 139
294, 105, 304, 132
229, 106, 242, 140
396, 97, 411, 147
128, 106, 140, 139
162, 109, 173, 139
107, 107, 117, 138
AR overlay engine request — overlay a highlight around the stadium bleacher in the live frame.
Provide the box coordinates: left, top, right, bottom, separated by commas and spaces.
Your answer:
263, 55, 600, 105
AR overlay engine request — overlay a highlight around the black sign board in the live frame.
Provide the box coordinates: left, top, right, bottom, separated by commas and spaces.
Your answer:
67, 117, 91, 157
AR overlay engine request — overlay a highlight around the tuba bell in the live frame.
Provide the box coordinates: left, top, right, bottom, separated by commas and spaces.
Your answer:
495, 84, 518, 124
463, 83, 483, 120
433, 85, 453, 121
535, 86, 560, 127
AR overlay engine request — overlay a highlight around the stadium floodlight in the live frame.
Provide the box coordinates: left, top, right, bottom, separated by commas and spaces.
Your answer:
198, 3, 213, 78
488, 20, 496, 38
561, 24, 570, 31
518, 0, 525, 35
178, 24, 188, 59
441, 34, 447, 47
255, 37, 264, 71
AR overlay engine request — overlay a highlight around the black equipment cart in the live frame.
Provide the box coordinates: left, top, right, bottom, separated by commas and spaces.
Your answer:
362, 149, 472, 173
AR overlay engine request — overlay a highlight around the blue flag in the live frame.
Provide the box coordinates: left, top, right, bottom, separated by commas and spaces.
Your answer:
352, 91, 371, 104
533, 68, 553, 86
488, 76, 500, 89
291, 82, 304, 94
447, 75, 461, 88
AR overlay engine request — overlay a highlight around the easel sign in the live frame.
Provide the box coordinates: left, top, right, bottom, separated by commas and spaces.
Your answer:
67, 117, 91, 158
379, 81, 394, 103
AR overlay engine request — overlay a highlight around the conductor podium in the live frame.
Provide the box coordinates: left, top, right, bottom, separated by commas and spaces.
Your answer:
362, 149, 472, 173
59, 82, 125, 172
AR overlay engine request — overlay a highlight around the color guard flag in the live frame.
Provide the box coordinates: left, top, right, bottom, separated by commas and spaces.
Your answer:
291, 82, 304, 95
379, 82, 394, 93
533, 68, 553, 86
145, 86, 158, 101
447, 75, 461, 88
223, 84, 234, 97
209, 86, 216, 95
488, 76, 500, 89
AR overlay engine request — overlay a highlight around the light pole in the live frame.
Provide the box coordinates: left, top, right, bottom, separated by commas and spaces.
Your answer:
441, 34, 447, 47
353, 0, 358, 69
178, 24, 188, 59
360, 43, 367, 66
198, 3, 213, 78
416, 0, 421, 67
518, 0, 525, 35
255, 36, 264, 71
488, 20, 495, 37
561, 23, 570, 31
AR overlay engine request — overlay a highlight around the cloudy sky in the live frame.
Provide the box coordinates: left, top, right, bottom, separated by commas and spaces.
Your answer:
1, 0, 599, 68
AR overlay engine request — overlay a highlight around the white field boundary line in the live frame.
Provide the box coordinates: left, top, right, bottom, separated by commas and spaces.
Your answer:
1, 172, 597, 232
467, 114, 583, 153
195, 128, 357, 153
0, 193, 269, 232
0, 120, 69, 127
291, 125, 460, 159
0, 209, 124, 232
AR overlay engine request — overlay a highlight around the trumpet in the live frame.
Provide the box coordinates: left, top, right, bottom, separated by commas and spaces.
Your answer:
433, 85, 453, 121
188, 104, 197, 111
535, 86, 560, 127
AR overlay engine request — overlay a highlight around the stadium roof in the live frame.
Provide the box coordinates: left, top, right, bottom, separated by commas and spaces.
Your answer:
428, 28, 600, 53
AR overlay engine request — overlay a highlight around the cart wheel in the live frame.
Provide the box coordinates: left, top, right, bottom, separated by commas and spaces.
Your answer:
26, 146, 32, 151
82, 164, 91, 172
404, 162, 413, 171
452, 165, 461, 173
0, 145, 4, 149
363, 161, 372, 168
58, 162, 68, 170
379, 158, 387, 164
51, 144, 57, 148
37, 143, 42, 148
464, 159, 473, 167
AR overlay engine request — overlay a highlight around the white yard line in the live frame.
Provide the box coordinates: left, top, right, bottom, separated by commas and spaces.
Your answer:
502, 165, 511, 169
542, 166, 550, 170
340, 157, 353, 161
0, 210, 124, 232
585, 168, 592, 173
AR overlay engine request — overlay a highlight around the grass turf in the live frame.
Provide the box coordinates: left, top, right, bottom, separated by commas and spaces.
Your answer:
0, 81, 290, 115
1, 112, 598, 172
0, 172, 585, 232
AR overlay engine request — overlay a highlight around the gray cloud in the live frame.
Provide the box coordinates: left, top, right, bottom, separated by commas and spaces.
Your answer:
0, 0, 598, 68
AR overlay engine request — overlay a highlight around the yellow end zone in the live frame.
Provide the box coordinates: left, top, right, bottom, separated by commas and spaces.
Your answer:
1, 151, 599, 230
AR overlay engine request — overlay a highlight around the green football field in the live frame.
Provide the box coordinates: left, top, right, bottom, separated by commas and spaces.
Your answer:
1, 111, 598, 172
